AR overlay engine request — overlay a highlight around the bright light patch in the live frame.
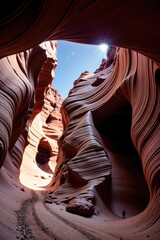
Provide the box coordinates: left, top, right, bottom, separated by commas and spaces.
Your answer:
99, 43, 109, 52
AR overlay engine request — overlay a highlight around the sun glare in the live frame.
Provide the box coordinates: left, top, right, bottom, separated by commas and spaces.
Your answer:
99, 43, 109, 52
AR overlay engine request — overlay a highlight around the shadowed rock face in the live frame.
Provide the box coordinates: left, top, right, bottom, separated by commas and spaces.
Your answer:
0, 1, 160, 240
51, 48, 159, 221
1, 1, 160, 62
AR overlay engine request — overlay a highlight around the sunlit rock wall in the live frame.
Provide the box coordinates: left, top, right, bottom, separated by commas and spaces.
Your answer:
0, 41, 63, 188
0, 1, 160, 239
49, 47, 160, 237
19, 42, 63, 189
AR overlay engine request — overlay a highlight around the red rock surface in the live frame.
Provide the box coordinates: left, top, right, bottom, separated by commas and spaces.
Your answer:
19, 41, 63, 190
49, 47, 159, 233
1, 1, 160, 62
0, 41, 63, 238
0, 1, 160, 240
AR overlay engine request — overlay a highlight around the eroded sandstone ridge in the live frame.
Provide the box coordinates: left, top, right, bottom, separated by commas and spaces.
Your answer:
0, 41, 62, 171
0, 1, 160, 240
0, 41, 63, 238
19, 42, 63, 189
48, 47, 160, 237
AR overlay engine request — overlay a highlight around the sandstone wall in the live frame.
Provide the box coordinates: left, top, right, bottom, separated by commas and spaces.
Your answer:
0, 1, 160, 239
48, 47, 159, 233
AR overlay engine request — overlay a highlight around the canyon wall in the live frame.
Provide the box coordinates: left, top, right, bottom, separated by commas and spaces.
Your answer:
1, 1, 160, 62
0, 41, 63, 239
0, 1, 160, 239
0, 41, 62, 171
48, 47, 160, 237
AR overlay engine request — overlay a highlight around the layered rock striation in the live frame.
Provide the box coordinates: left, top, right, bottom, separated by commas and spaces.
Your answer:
0, 1, 160, 239
1, 1, 160, 62
49, 46, 160, 238
0, 41, 62, 170
19, 42, 63, 189
0, 41, 63, 238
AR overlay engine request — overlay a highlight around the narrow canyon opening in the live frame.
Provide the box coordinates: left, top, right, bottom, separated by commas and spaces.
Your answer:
19, 41, 110, 191
0, 1, 159, 238
18, 42, 150, 219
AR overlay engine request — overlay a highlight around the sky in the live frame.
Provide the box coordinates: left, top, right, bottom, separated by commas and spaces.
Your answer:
53, 40, 107, 99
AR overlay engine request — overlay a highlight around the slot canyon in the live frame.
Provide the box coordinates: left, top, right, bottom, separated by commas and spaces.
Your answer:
0, 1, 160, 240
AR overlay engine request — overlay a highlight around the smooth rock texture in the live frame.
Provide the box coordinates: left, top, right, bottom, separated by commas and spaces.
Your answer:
49, 47, 160, 238
0, 41, 63, 238
1, 1, 160, 62
66, 198, 95, 217
19, 42, 63, 189
0, 1, 160, 240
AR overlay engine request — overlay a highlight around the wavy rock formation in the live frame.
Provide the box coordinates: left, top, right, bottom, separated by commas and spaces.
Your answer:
48, 47, 160, 238
1, 1, 160, 62
0, 1, 160, 240
19, 42, 63, 190
0, 41, 63, 238
20, 82, 63, 190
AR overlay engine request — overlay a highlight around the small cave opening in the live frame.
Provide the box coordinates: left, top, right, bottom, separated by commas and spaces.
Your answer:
93, 103, 150, 218
36, 140, 52, 174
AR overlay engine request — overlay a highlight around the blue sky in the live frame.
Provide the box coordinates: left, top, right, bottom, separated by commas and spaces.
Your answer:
53, 40, 107, 99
